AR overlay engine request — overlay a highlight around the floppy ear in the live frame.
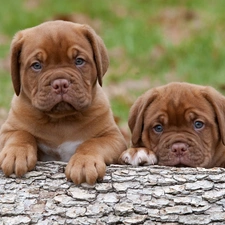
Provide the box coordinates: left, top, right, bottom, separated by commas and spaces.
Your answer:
81, 25, 109, 86
10, 31, 24, 96
202, 86, 225, 145
129, 90, 157, 147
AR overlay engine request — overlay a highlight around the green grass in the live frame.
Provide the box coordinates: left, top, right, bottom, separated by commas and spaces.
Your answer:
1, 0, 225, 125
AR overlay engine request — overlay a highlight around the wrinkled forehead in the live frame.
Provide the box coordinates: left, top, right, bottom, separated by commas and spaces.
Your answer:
20, 22, 92, 59
145, 88, 215, 125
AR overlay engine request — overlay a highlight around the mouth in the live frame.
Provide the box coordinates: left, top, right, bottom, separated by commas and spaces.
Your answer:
159, 156, 193, 167
174, 163, 190, 168
49, 102, 76, 113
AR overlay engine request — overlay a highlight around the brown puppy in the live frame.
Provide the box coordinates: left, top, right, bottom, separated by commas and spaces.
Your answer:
119, 82, 225, 168
0, 20, 127, 184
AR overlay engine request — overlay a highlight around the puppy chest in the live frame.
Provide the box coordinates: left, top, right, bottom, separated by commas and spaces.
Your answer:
38, 141, 83, 162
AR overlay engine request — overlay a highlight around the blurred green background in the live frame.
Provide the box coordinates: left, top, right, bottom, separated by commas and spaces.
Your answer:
1, 0, 225, 130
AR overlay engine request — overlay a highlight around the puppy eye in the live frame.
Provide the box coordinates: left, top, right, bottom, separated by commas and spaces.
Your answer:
194, 121, 204, 130
31, 62, 42, 71
75, 58, 85, 66
153, 124, 163, 133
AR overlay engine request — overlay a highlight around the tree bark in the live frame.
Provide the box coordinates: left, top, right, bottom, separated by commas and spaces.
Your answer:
0, 162, 225, 224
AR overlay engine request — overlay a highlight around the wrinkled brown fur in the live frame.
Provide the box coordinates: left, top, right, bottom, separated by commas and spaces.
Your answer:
120, 82, 225, 168
0, 21, 127, 184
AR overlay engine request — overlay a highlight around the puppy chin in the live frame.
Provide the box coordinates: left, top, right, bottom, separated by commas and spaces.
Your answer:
52, 102, 74, 111
157, 154, 211, 168
158, 160, 195, 168
44, 102, 94, 119
33, 97, 92, 116
45, 102, 77, 117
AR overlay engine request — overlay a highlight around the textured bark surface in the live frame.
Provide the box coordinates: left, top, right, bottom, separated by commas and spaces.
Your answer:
1, 162, 225, 225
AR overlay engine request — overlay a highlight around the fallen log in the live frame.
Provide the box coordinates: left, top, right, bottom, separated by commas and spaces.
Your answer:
0, 162, 225, 224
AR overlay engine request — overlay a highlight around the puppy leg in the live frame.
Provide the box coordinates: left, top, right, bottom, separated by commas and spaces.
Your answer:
119, 147, 157, 166
0, 131, 37, 177
65, 134, 126, 185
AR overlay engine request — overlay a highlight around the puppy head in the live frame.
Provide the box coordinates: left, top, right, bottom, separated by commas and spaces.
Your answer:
10, 20, 109, 117
129, 82, 225, 168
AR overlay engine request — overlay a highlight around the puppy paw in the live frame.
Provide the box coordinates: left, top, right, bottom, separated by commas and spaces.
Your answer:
0, 145, 37, 177
119, 147, 157, 166
65, 154, 106, 185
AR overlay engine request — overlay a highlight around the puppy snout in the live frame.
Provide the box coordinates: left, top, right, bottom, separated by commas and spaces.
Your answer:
171, 142, 188, 155
51, 79, 70, 94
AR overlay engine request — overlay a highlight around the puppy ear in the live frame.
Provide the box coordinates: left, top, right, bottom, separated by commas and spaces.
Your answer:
10, 31, 24, 96
202, 87, 225, 145
129, 90, 157, 147
82, 25, 109, 86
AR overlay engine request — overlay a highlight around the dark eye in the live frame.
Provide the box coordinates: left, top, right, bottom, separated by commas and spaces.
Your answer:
31, 62, 42, 71
194, 121, 204, 130
153, 124, 163, 133
75, 58, 85, 66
